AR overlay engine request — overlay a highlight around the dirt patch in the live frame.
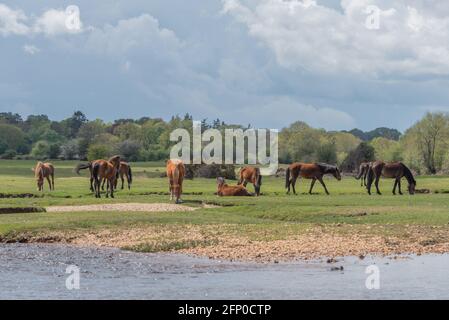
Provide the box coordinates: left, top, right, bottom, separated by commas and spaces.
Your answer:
46, 203, 197, 213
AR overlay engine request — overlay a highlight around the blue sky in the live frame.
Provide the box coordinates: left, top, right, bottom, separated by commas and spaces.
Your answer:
2, 0, 449, 131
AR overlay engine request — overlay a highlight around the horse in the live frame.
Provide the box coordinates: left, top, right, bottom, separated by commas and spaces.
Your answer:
285, 162, 342, 195
33, 162, 55, 191
366, 161, 416, 195
166, 159, 185, 203
217, 177, 254, 196
76, 156, 121, 198
100, 161, 133, 191
355, 162, 371, 187
238, 166, 262, 196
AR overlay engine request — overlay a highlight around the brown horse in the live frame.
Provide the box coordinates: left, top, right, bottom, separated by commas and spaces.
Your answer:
355, 162, 371, 187
100, 161, 133, 191
238, 166, 262, 196
166, 159, 185, 203
217, 177, 254, 196
91, 155, 121, 198
285, 162, 342, 195
366, 161, 416, 195
33, 162, 55, 191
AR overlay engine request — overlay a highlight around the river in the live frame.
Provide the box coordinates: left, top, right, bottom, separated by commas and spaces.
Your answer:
1, 244, 448, 299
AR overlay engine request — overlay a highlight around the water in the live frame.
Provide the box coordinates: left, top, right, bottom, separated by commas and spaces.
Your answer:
1, 244, 449, 299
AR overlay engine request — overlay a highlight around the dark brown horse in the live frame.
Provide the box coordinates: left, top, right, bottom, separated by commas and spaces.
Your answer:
166, 159, 185, 203
238, 166, 262, 196
355, 162, 371, 187
217, 177, 254, 196
366, 161, 416, 195
33, 162, 55, 191
285, 162, 342, 195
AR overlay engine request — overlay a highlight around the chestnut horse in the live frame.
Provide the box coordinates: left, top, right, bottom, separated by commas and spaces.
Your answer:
76, 156, 121, 198
166, 159, 185, 203
285, 162, 342, 195
217, 177, 254, 196
355, 162, 371, 187
33, 162, 54, 191
366, 161, 416, 195
238, 166, 262, 196
100, 161, 133, 191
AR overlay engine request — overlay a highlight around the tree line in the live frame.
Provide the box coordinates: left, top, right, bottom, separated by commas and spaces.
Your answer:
0, 111, 447, 174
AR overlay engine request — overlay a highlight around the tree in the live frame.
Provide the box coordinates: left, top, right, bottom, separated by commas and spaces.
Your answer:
30, 141, 51, 159
117, 139, 142, 161
316, 142, 337, 164
59, 139, 80, 160
341, 142, 375, 172
370, 137, 402, 162
87, 144, 111, 161
0, 124, 26, 152
404, 112, 449, 174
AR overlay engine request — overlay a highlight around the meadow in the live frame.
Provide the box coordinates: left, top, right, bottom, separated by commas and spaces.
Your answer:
1, 160, 449, 261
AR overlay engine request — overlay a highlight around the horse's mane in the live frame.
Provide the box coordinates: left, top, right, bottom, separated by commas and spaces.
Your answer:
35, 162, 44, 178
315, 163, 338, 173
400, 163, 416, 185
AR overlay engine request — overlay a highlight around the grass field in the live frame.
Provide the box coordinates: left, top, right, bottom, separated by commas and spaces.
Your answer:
1, 159, 449, 261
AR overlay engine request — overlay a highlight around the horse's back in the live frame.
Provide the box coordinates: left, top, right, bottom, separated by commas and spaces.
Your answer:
166, 159, 185, 180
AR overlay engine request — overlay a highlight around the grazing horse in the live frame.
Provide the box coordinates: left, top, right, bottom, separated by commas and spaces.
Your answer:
166, 159, 185, 203
355, 162, 371, 187
285, 162, 342, 195
33, 162, 55, 191
91, 155, 121, 198
238, 166, 262, 196
217, 177, 254, 196
366, 161, 416, 195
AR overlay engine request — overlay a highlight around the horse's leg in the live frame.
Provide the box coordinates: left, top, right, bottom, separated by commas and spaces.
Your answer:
292, 176, 298, 195
375, 176, 381, 195
392, 179, 398, 195
46, 176, 51, 191
286, 178, 291, 194
398, 178, 403, 195
309, 178, 316, 194
121, 173, 125, 190
101, 178, 106, 191
169, 181, 173, 201
110, 178, 114, 198
318, 177, 330, 195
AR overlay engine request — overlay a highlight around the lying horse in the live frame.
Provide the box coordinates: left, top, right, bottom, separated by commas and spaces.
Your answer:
286, 162, 341, 195
238, 166, 262, 196
217, 177, 254, 196
355, 162, 371, 187
166, 159, 185, 203
366, 161, 416, 195
33, 162, 55, 191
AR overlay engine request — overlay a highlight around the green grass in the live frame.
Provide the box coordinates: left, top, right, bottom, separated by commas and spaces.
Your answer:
1, 159, 449, 246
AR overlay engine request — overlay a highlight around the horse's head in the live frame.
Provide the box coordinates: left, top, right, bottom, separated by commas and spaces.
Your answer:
216, 177, 226, 188
333, 167, 342, 181
108, 155, 121, 167
408, 180, 416, 195
34, 163, 44, 191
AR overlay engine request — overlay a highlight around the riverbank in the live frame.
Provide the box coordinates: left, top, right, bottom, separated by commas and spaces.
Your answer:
3, 223, 449, 262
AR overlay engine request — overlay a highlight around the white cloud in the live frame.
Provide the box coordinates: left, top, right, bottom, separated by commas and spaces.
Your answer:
23, 44, 40, 55
85, 14, 181, 56
0, 4, 83, 37
223, 0, 449, 77
34, 8, 83, 36
0, 4, 29, 36
237, 96, 355, 130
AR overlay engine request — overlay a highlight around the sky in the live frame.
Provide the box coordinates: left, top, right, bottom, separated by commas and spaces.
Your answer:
2, 0, 449, 132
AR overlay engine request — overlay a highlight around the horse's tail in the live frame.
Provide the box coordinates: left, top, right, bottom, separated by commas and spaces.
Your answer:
285, 167, 291, 189
255, 168, 262, 187
92, 162, 100, 183
355, 164, 363, 180
173, 164, 180, 187
128, 166, 133, 186
75, 162, 91, 175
